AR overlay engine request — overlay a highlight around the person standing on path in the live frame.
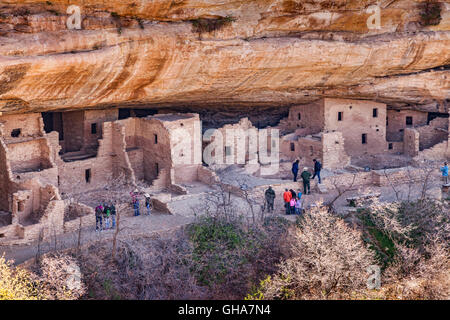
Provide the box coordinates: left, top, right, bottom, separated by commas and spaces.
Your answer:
144, 193, 153, 216
134, 198, 140, 216
264, 186, 276, 213
301, 167, 311, 195
283, 189, 292, 215
292, 160, 300, 182
95, 204, 103, 232
440, 162, 449, 184
312, 159, 322, 184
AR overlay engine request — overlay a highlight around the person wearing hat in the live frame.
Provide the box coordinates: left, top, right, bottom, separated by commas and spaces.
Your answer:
144, 193, 153, 216
301, 167, 311, 195
264, 186, 276, 213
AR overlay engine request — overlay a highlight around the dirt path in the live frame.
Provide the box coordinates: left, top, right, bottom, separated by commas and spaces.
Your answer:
0, 212, 194, 265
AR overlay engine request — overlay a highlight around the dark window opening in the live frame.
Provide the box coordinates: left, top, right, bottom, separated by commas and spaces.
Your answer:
362, 134, 367, 144
42, 112, 64, 140
297, 113, 301, 120
85, 169, 91, 183
386, 117, 389, 126
290, 143, 295, 151
91, 123, 97, 134
154, 134, 158, 144
338, 112, 343, 121
17, 201, 25, 212
427, 112, 449, 124
0, 233, 4, 238
388, 143, 393, 150
155, 163, 159, 176
376, 129, 379, 132
118, 108, 131, 120
399, 129, 404, 132
11, 129, 21, 138
373, 108, 378, 118
406, 116, 413, 126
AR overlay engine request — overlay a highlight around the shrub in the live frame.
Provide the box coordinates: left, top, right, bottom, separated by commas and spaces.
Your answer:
0, 256, 43, 300
254, 206, 375, 299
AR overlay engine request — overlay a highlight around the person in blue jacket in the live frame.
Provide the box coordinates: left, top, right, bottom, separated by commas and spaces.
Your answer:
292, 160, 299, 182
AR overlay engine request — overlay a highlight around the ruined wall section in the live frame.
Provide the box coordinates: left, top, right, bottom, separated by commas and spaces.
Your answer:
0, 137, 13, 212
138, 118, 172, 185
83, 109, 118, 152
322, 132, 350, 169
403, 128, 420, 157
61, 111, 84, 153
417, 117, 449, 151
280, 100, 324, 135
386, 109, 428, 142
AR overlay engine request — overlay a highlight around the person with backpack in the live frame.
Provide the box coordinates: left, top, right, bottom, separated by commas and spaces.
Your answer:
95, 204, 103, 232
144, 193, 153, 216
292, 159, 300, 182
283, 189, 292, 215
110, 202, 117, 229
312, 159, 322, 184
103, 202, 111, 229
301, 167, 311, 194
264, 186, 276, 213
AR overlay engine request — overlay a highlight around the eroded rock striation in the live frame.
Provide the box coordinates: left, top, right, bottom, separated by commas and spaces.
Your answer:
0, 0, 449, 114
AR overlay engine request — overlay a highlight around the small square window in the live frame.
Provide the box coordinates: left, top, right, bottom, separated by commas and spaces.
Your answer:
373, 108, 378, 118
362, 134, 367, 144
11, 128, 21, 138
91, 123, 97, 134
406, 116, 413, 126
338, 112, 343, 121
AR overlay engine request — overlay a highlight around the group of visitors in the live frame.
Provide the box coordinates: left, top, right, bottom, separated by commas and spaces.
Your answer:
95, 202, 117, 232
292, 159, 322, 194
130, 190, 153, 217
264, 186, 303, 215
283, 188, 303, 215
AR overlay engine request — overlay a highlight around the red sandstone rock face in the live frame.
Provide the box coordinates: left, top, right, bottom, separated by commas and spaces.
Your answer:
0, 0, 449, 114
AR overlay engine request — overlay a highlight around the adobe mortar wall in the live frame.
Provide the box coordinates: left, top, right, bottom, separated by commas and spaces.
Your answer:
386, 109, 428, 141
323, 98, 387, 156
417, 117, 449, 150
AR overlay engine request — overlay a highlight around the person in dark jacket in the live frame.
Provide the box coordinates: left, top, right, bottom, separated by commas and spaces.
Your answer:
264, 186, 276, 212
292, 160, 300, 182
301, 167, 311, 194
95, 204, 103, 232
144, 193, 152, 216
312, 159, 322, 184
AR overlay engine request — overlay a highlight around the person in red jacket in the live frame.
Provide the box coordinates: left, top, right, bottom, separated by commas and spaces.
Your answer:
283, 189, 292, 215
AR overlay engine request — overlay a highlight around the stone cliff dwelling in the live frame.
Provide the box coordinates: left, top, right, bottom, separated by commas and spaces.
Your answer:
0, 97, 449, 244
